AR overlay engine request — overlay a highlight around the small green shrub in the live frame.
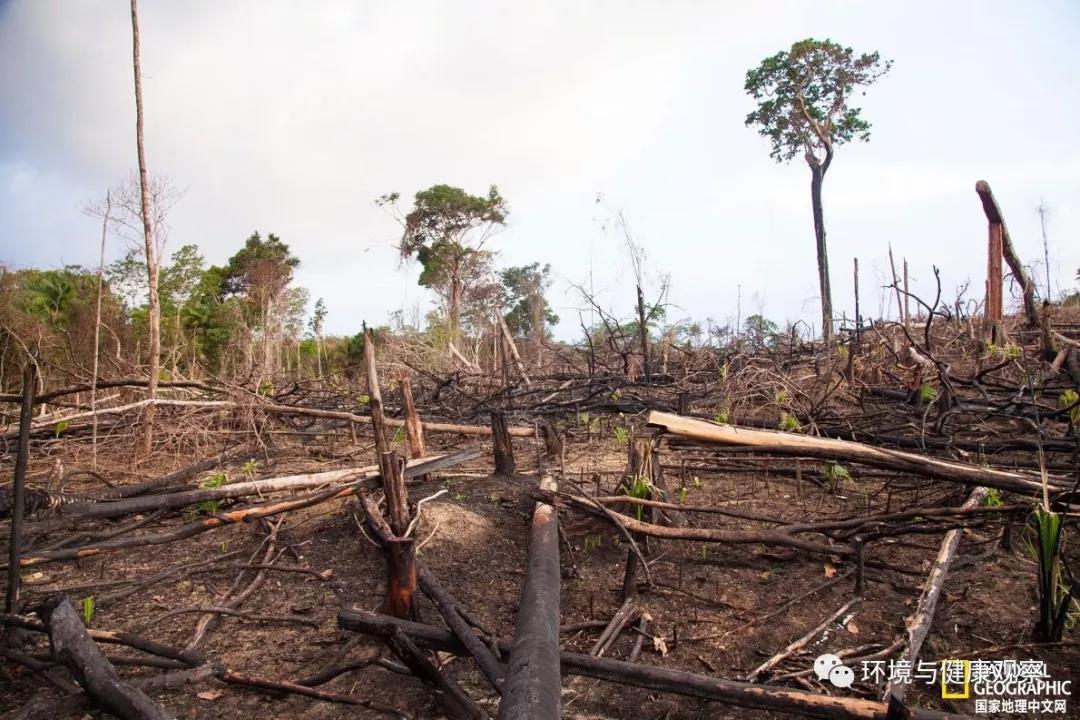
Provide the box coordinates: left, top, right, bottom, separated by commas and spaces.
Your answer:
613, 426, 630, 446
81, 596, 95, 626
54, 420, 69, 438
918, 383, 937, 404
196, 472, 228, 515
1059, 389, 1079, 425
777, 413, 801, 432
1029, 509, 1075, 641
621, 473, 652, 521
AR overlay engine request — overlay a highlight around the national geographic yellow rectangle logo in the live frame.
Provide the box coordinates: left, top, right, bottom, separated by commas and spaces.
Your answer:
941, 659, 970, 699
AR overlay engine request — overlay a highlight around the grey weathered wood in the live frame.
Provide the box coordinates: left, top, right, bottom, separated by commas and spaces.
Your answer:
5, 362, 35, 613
38, 594, 172, 720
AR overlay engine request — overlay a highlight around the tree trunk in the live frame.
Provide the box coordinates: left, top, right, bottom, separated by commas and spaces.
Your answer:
449, 272, 462, 348
636, 284, 651, 382
92, 191, 110, 470
130, 0, 159, 456
531, 292, 544, 369
809, 162, 833, 345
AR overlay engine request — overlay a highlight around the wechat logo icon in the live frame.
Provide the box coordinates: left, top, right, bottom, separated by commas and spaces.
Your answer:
814, 653, 854, 688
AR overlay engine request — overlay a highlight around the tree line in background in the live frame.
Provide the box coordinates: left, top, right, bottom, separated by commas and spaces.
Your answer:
0, 182, 572, 393
2, 173, 1077, 396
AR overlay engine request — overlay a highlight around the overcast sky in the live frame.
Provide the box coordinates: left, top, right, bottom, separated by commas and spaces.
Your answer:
2, 0, 1078, 340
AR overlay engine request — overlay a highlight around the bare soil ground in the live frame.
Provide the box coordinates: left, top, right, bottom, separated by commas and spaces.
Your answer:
2, 430, 1078, 719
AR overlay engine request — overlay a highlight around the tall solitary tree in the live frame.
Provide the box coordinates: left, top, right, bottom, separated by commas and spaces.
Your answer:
130, 0, 161, 454
380, 185, 508, 348
744, 39, 890, 344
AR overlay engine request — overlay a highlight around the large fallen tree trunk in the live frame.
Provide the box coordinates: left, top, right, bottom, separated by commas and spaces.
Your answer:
21, 449, 480, 532
3, 397, 535, 440
37, 594, 172, 720
8, 450, 480, 569
499, 476, 561, 720
884, 486, 989, 703
647, 411, 1070, 498
338, 610, 970, 720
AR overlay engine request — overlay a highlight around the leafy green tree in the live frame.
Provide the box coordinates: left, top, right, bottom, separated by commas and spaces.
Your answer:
158, 244, 205, 375
380, 185, 508, 347
105, 251, 148, 310
745, 39, 890, 345
743, 314, 780, 352
501, 263, 559, 362
221, 232, 301, 378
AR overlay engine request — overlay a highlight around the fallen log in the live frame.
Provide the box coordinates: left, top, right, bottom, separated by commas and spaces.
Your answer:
551, 492, 854, 556
8, 450, 480, 569
647, 411, 1069, 497
94, 444, 258, 499
884, 486, 989, 703
499, 476, 561, 720
747, 598, 860, 682
23, 448, 480, 533
3, 398, 535, 440
418, 564, 505, 690
338, 610, 971, 720
37, 594, 172, 720
385, 629, 487, 720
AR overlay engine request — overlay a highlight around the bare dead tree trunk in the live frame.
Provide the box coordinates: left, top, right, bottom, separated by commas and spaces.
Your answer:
91, 191, 110, 470
5, 363, 35, 613
491, 411, 516, 476
130, 0, 160, 457
810, 161, 833, 345
449, 269, 462, 349
531, 291, 544, 369
636, 284, 651, 382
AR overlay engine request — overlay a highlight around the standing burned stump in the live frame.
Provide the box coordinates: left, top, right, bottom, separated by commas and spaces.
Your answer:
491, 411, 516, 476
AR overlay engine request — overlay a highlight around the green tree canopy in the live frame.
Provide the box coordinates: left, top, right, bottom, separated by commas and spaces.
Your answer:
501, 263, 559, 337
744, 38, 890, 344
380, 184, 508, 345
744, 38, 891, 166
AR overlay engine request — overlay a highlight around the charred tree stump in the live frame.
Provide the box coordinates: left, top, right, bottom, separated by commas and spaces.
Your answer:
977, 180, 1042, 344
382, 452, 416, 620
491, 411, 516, 477
5, 362, 35, 613
399, 372, 428, 481
499, 476, 560, 720
538, 418, 564, 463
37, 594, 172, 720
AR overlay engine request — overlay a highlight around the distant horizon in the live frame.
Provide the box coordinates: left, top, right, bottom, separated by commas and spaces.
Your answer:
3, 1, 1078, 341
